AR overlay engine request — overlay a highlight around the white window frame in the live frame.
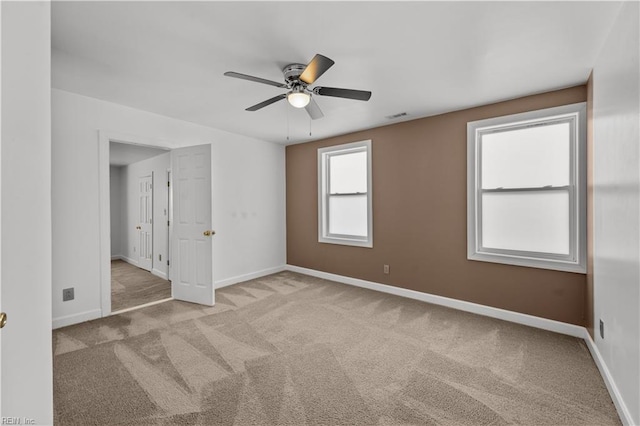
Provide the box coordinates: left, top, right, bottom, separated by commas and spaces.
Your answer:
467, 103, 586, 273
318, 140, 373, 248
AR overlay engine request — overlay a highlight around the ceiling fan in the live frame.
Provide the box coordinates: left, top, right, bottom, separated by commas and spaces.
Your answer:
224, 54, 372, 120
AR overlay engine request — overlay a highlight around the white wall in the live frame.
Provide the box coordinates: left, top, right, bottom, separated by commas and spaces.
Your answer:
109, 165, 124, 257
52, 89, 286, 326
211, 132, 287, 287
122, 152, 170, 278
592, 2, 640, 424
1, 1, 53, 423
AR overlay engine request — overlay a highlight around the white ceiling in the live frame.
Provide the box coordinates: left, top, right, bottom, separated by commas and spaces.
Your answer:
52, 1, 622, 145
110, 142, 169, 166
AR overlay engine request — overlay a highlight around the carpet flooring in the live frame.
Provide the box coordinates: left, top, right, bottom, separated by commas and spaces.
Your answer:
111, 260, 171, 312
54, 271, 620, 425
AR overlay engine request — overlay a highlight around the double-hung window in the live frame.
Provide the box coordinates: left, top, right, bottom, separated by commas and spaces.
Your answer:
318, 140, 373, 247
467, 103, 586, 273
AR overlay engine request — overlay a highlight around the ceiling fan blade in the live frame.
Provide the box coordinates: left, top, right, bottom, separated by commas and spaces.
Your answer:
299, 54, 335, 85
304, 97, 324, 120
246, 94, 287, 111
313, 86, 372, 101
224, 71, 287, 88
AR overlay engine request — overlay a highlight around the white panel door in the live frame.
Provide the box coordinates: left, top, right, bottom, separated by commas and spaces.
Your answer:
171, 144, 213, 305
138, 174, 153, 271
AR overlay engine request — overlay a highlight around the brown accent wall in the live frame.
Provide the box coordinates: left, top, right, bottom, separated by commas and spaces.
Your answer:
286, 86, 588, 325
586, 73, 595, 336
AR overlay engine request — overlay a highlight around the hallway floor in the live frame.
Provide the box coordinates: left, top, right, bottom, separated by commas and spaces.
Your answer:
111, 259, 171, 312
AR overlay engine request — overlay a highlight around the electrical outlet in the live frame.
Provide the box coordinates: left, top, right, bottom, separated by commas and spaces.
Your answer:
599, 319, 605, 339
63, 288, 74, 302
383, 264, 390, 274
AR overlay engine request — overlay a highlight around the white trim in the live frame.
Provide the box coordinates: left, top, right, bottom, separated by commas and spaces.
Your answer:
584, 332, 634, 426
286, 264, 585, 337
317, 140, 373, 248
114, 257, 169, 301
52, 309, 102, 330
113, 249, 167, 279
467, 103, 587, 274
215, 265, 286, 289
166, 167, 172, 283
284, 265, 630, 425
114, 255, 139, 267
98, 131, 111, 317
112, 255, 153, 268
151, 268, 168, 280
110, 297, 173, 316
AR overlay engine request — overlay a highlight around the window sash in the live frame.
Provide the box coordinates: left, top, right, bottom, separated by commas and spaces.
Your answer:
327, 147, 368, 195
479, 116, 575, 190
326, 193, 368, 240
477, 186, 575, 261
476, 116, 577, 260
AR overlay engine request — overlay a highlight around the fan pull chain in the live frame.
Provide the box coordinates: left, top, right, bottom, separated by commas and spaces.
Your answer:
309, 115, 312, 137
286, 104, 290, 142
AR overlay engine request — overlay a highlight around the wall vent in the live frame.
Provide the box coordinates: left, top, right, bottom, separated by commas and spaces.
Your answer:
386, 112, 408, 120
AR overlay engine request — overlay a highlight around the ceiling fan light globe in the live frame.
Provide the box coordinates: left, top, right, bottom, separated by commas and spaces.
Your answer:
287, 92, 311, 108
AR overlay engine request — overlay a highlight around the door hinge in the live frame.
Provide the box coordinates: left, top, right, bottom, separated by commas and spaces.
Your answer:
167, 260, 170, 266
167, 181, 170, 187
167, 220, 170, 226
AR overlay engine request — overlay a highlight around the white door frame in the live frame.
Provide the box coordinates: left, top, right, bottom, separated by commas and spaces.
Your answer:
98, 131, 196, 317
167, 168, 172, 281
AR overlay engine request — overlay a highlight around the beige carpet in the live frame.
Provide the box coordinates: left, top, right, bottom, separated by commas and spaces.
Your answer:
111, 260, 171, 312
54, 271, 619, 425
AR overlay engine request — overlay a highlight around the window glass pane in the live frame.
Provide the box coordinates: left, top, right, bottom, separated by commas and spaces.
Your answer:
482, 191, 569, 254
329, 151, 367, 194
329, 194, 367, 237
481, 122, 570, 189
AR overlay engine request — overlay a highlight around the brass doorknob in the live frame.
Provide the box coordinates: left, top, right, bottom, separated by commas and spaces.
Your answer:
203, 230, 215, 237
0, 312, 7, 329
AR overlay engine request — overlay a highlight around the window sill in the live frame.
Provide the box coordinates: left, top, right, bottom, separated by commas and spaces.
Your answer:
468, 251, 586, 274
319, 236, 373, 248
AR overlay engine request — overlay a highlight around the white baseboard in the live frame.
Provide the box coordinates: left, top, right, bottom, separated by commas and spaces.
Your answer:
52, 309, 102, 330
151, 268, 168, 280
286, 265, 585, 338
584, 333, 634, 426
115, 255, 139, 266
116, 256, 165, 279
215, 265, 286, 289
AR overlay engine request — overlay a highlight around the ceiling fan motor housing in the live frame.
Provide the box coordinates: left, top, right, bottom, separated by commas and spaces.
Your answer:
283, 63, 307, 85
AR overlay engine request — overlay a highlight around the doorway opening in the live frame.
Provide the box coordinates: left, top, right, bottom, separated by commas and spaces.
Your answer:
98, 131, 215, 318
109, 141, 172, 313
